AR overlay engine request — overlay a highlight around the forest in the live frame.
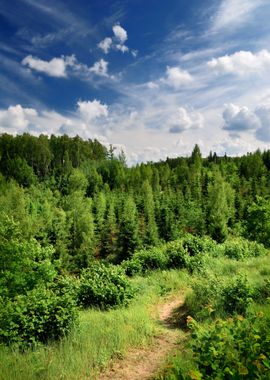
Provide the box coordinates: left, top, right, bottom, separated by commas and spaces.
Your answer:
1, 133, 270, 379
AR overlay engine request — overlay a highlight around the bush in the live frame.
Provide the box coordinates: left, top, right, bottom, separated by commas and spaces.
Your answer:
166, 240, 188, 269
181, 234, 216, 257
221, 238, 267, 260
222, 275, 253, 316
0, 287, 78, 348
133, 247, 169, 272
188, 312, 270, 379
78, 262, 134, 309
121, 257, 143, 276
186, 275, 254, 320
254, 279, 270, 304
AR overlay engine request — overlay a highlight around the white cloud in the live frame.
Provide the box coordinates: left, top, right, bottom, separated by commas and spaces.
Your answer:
77, 99, 108, 121
168, 107, 204, 133
89, 59, 109, 77
223, 103, 260, 131
116, 44, 129, 53
22, 55, 68, 77
162, 66, 193, 89
211, 0, 266, 33
255, 105, 270, 141
112, 24, 128, 44
222, 103, 270, 142
146, 81, 159, 89
208, 50, 270, 76
0, 104, 37, 131
98, 37, 112, 54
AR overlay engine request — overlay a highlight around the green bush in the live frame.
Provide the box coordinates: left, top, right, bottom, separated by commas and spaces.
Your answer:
78, 262, 134, 309
181, 234, 216, 257
165, 240, 188, 269
0, 287, 78, 348
188, 312, 270, 379
254, 279, 270, 304
133, 247, 169, 272
222, 275, 253, 316
186, 275, 254, 320
121, 257, 143, 276
221, 238, 267, 260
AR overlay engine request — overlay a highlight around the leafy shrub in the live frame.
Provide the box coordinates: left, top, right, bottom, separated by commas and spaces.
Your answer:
188, 312, 270, 379
165, 240, 188, 269
254, 279, 270, 304
221, 238, 267, 260
185, 276, 223, 320
78, 262, 134, 309
0, 287, 78, 348
133, 247, 169, 272
182, 234, 216, 257
186, 275, 254, 320
222, 275, 253, 316
121, 257, 143, 276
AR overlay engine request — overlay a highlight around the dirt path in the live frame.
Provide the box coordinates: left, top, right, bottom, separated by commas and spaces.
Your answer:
98, 295, 184, 380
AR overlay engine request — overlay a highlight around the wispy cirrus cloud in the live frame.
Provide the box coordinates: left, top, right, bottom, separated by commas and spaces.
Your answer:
211, 0, 267, 33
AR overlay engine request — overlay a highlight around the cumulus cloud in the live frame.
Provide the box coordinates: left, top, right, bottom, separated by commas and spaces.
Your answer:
112, 24, 128, 44
98, 37, 112, 54
255, 105, 270, 141
222, 103, 270, 142
115, 44, 129, 53
22, 55, 68, 77
208, 50, 270, 76
211, 0, 266, 33
89, 59, 109, 77
223, 103, 260, 131
77, 99, 108, 121
162, 66, 193, 89
0, 104, 37, 132
168, 107, 204, 133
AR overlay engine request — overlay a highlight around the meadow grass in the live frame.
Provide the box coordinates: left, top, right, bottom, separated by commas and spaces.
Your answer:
0, 269, 188, 380
155, 254, 270, 379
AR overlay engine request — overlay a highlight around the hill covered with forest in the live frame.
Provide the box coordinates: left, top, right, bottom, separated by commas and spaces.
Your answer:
1, 133, 270, 379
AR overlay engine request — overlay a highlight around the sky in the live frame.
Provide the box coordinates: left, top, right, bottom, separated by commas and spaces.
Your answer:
1, 0, 270, 164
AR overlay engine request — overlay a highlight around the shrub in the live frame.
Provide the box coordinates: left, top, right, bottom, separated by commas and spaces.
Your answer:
121, 257, 143, 276
188, 312, 270, 379
78, 262, 134, 309
254, 279, 270, 304
166, 240, 188, 269
221, 238, 267, 260
133, 247, 169, 272
181, 234, 216, 257
186, 275, 254, 320
222, 275, 253, 316
0, 287, 78, 348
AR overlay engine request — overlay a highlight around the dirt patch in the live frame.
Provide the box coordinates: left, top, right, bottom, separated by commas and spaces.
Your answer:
97, 295, 184, 380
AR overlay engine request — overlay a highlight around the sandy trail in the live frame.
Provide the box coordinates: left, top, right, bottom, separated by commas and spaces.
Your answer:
98, 296, 184, 380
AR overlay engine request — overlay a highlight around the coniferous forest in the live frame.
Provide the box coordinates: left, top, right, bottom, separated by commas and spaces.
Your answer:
1, 133, 270, 379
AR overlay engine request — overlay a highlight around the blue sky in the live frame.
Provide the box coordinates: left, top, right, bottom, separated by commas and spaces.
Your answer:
1, 0, 270, 163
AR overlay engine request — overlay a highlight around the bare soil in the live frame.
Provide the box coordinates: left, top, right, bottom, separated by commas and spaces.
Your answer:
97, 295, 184, 380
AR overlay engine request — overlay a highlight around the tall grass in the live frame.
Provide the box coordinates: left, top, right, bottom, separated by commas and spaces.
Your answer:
0, 270, 188, 380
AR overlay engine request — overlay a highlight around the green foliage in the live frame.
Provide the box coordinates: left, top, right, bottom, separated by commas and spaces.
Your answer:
133, 247, 169, 272
78, 262, 134, 309
186, 275, 253, 320
246, 197, 270, 247
222, 275, 253, 315
221, 237, 267, 260
0, 216, 57, 298
188, 313, 270, 379
0, 287, 78, 348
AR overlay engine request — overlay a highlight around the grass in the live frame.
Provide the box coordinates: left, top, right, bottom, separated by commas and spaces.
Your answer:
154, 253, 270, 379
0, 270, 189, 380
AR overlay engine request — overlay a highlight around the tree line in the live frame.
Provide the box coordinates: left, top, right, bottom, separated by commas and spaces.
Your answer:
1, 133, 270, 272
